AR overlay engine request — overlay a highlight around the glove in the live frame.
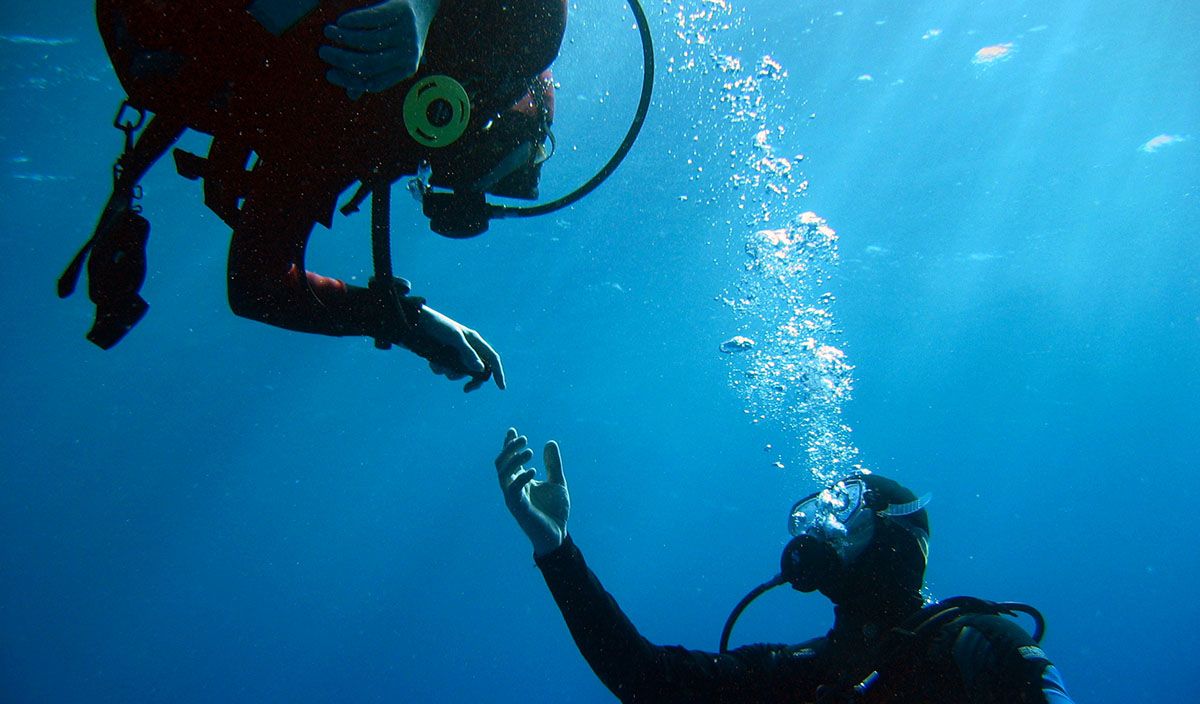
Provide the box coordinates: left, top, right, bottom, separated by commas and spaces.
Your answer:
370, 278, 505, 392
495, 428, 569, 557
320, 0, 441, 99
414, 304, 506, 392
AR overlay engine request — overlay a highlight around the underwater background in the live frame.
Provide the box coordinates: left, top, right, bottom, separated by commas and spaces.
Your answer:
2, 0, 1197, 701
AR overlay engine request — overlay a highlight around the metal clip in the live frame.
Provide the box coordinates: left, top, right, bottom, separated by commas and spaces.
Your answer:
112, 100, 146, 132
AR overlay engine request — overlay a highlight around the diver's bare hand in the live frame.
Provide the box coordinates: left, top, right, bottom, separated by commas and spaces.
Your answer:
496, 428, 569, 557
321, 0, 441, 99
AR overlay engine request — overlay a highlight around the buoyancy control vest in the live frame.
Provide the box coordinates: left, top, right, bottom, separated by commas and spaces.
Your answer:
96, 0, 565, 195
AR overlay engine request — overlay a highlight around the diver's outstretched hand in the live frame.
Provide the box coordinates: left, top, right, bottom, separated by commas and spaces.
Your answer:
321, 0, 441, 99
496, 428, 569, 557
418, 305, 505, 392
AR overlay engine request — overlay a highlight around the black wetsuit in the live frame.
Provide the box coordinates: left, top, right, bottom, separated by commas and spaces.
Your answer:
536, 536, 1075, 704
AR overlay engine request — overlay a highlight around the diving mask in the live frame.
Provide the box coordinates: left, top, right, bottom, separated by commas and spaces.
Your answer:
788, 478, 868, 537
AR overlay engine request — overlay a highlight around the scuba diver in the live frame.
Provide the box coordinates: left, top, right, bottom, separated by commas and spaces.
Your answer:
57, 0, 572, 391
494, 428, 1077, 703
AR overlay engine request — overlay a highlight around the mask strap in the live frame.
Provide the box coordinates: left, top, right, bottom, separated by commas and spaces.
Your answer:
879, 493, 932, 517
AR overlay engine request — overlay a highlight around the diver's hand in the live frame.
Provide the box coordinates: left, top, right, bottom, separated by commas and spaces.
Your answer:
418, 305, 505, 392
320, 0, 441, 99
496, 428, 569, 557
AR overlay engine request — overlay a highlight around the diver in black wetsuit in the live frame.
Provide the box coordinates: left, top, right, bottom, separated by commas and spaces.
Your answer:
494, 428, 1076, 703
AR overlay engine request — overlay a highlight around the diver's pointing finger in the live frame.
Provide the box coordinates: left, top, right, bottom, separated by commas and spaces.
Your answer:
466, 330, 505, 391
544, 441, 565, 486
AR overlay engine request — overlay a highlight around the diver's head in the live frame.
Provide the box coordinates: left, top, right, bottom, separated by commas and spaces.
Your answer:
718, 472, 932, 652
781, 472, 930, 614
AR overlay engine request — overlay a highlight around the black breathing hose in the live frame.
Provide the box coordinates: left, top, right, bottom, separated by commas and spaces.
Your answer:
719, 575, 788, 653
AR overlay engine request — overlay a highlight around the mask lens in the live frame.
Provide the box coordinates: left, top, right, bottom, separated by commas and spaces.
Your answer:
788, 479, 867, 537
788, 496, 821, 537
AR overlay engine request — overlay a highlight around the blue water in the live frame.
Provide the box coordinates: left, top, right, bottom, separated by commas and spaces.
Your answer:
2, 1, 1197, 702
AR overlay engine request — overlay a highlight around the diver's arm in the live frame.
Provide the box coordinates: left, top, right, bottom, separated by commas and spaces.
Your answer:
536, 536, 831, 703
496, 430, 821, 703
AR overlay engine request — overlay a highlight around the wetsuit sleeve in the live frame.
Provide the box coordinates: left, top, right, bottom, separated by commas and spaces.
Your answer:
950, 616, 1077, 704
535, 536, 824, 703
